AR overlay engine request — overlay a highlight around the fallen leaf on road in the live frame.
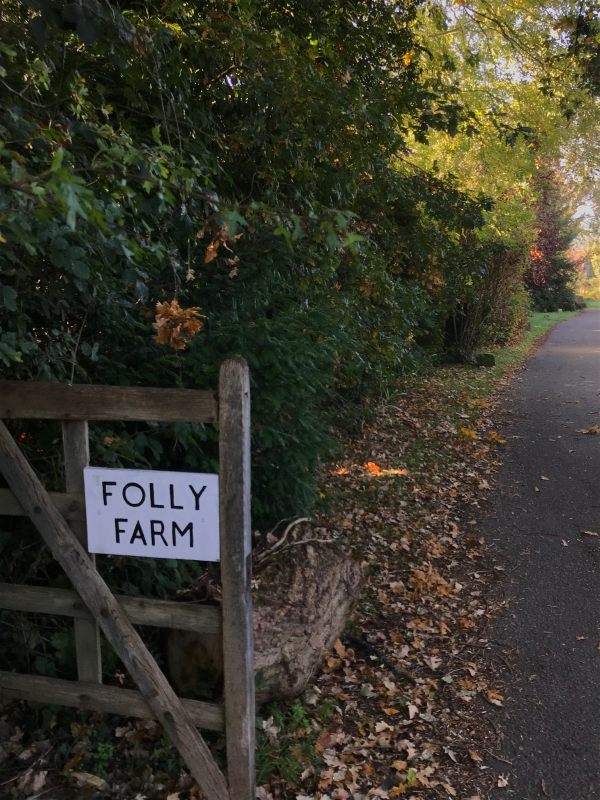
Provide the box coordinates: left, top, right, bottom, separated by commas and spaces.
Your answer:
497, 774, 509, 788
540, 475, 550, 481
581, 530, 599, 537
576, 427, 600, 434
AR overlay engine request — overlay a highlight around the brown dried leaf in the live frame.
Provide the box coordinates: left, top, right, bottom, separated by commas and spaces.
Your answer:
153, 299, 203, 350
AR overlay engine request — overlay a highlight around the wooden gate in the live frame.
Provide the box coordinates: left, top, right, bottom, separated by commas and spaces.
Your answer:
0, 358, 254, 800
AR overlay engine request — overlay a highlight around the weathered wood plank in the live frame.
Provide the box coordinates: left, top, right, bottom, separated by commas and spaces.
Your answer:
0, 672, 224, 731
219, 358, 255, 800
0, 421, 229, 800
0, 488, 85, 521
0, 382, 217, 423
63, 420, 103, 685
0, 582, 222, 635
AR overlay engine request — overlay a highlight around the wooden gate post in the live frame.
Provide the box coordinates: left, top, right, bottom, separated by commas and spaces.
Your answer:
62, 420, 102, 684
219, 358, 255, 800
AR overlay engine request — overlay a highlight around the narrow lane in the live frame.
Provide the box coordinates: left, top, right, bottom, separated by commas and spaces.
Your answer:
483, 310, 600, 800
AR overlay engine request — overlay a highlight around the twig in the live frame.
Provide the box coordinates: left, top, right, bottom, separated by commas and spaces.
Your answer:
0, 78, 62, 109
270, 517, 311, 553
256, 534, 336, 569
0, 746, 53, 787
255, 517, 311, 567
484, 748, 513, 765
69, 306, 90, 385
274, 536, 335, 552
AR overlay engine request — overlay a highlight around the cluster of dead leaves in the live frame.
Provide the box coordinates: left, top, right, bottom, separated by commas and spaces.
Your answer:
153, 298, 204, 351
257, 370, 511, 800
198, 223, 242, 275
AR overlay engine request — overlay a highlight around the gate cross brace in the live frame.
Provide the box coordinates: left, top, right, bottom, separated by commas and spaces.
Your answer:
0, 420, 230, 800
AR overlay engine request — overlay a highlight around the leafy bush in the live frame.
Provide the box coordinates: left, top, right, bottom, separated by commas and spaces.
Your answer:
443, 243, 531, 360
0, 0, 492, 528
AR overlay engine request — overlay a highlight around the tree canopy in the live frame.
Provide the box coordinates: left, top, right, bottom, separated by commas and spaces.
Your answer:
0, 0, 598, 524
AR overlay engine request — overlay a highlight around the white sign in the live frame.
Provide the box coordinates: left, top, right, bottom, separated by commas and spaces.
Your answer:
83, 467, 220, 561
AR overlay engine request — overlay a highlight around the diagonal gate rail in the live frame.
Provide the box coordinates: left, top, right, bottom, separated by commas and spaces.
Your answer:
0, 358, 254, 800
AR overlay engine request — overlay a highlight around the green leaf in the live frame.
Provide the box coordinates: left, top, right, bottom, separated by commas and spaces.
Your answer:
0, 285, 17, 311
69, 262, 90, 279
50, 147, 64, 172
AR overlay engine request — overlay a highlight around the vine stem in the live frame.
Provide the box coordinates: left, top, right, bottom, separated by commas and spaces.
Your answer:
69, 306, 90, 385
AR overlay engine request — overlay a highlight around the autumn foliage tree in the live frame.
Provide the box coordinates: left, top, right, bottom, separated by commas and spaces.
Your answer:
526, 163, 582, 311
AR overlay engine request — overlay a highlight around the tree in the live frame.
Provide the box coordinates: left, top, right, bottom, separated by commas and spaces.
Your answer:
527, 162, 582, 310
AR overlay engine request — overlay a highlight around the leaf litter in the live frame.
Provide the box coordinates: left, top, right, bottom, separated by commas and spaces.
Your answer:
257, 366, 516, 799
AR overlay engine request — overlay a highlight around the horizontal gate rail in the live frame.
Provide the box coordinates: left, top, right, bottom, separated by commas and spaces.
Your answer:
0, 672, 224, 731
0, 488, 85, 521
0, 582, 221, 635
0, 381, 218, 423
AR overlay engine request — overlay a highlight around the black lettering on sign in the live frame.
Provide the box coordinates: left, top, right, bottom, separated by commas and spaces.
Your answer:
102, 481, 117, 506
169, 484, 183, 510
150, 519, 167, 546
114, 518, 127, 544
172, 521, 193, 548
130, 521, 148, 545
149, 483, 165, 509
189, 485, 206, 511
123, 482, 146, 507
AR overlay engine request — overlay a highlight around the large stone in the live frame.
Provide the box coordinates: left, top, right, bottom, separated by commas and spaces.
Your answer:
166, 537, 363, 705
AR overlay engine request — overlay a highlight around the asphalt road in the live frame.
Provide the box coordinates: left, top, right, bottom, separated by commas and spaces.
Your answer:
482, 310, 600, 800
